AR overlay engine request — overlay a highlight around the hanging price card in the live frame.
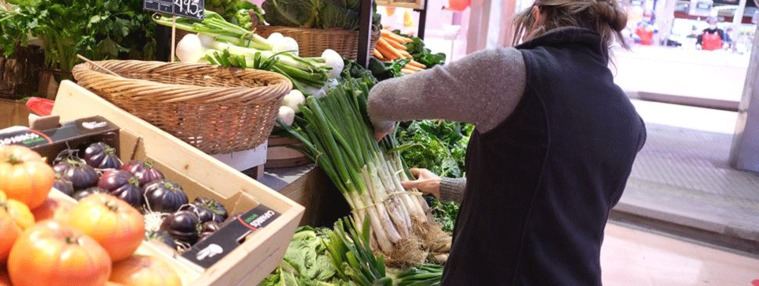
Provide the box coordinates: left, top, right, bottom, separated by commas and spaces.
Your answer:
144, 0, 204, 19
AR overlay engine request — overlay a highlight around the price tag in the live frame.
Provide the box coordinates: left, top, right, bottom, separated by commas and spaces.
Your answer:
144, 0, 204, 20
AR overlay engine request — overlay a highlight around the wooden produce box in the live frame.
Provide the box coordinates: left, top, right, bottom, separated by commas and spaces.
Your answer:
51, 80, 305, 285
0, 98, 30, 128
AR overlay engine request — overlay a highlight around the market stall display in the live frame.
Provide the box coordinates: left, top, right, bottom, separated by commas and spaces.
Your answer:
0, 80, 306, 285
0, 0, 462, 284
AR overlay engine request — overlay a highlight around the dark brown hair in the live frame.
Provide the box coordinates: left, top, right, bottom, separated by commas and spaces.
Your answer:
512, 0, 629, 52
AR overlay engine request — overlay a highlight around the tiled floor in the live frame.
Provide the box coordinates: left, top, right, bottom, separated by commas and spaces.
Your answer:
610, 100, 759, 253
602, 223, 759, 286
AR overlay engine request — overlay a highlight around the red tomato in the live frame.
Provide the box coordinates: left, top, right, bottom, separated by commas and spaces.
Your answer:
0, 190, 34, 263
0, 145, 55, 208
8, 221, 111, 286
67, 193, 145, 262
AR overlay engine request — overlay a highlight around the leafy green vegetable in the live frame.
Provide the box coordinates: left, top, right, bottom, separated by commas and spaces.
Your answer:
368, 57, 409, 81
262, 0, 380, 30
0, 4, 34, 58
405, 37, 446, 67
261, 227, 345, 286
395, 120, 468, 234
395, 120, 472, 178
0, 0, 157, 73
395, 264, 443, 286
264, 218, 392, 286
341, 59, 377, 86
391, 30, 446, 67
205, 0, 261, 25
429, 198, 459, 233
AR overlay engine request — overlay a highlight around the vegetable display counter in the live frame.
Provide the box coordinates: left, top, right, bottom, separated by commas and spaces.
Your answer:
50, 80, 305, 285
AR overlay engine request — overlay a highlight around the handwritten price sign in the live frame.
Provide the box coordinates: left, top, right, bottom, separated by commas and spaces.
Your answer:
144, 0, 204, 19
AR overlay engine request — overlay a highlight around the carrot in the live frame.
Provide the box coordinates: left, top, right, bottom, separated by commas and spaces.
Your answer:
408, 60, 426, 69
382, 30, 413, 44
373, 49, 385, 60
385, 37, 407, 50
404, 64, 423, 71
375, 44, 398, 60
377, 38, 404, 60
400, 51, 413, 59
401, 68, 416, 74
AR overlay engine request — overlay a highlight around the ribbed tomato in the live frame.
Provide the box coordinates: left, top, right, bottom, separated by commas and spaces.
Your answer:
0, 267, 9, 286
67, 193, 145, 262
8, 221, 111, 286
0, 190, 34, 263
32, 197, 72, 222
0, 145, 55, 208
110, 255, 182, 286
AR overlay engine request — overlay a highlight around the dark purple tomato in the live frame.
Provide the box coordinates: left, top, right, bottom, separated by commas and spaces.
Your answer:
122, 160, 165, 187
54, 159, 99, 190
98, 170, 143, 208
84, 142, 123, 169
160, 210, 200, 244
52, 177, 75, 196
143, 180, 188, 213
192, 197, 228, 223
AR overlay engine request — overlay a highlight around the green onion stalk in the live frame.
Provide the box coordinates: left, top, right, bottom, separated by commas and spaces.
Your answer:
282, 78, 434, 264
394, 264, 443, 286
154, 10, 330, 92
324, 218, 393, 286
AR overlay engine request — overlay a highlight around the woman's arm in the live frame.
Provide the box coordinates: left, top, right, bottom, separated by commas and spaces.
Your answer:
367, 48, 526, 134
440, 177, 466, 203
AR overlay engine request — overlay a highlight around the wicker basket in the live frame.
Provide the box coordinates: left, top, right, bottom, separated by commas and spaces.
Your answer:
72, 60, 292, 154
254, 26, 380, 59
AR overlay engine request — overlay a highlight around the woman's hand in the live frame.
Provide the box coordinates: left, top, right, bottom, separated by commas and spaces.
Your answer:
401, 168, 441, 198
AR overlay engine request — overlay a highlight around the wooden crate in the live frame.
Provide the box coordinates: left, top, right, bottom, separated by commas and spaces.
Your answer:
51, 80, 305, 285
0, 99, 29, 128
265, 135, 310, 168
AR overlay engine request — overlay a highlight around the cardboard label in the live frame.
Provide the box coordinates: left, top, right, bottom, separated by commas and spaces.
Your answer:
182, 205, 280, 268
144, 0, 205, 20
0, 116, 120, 163
0, 129, 52, 147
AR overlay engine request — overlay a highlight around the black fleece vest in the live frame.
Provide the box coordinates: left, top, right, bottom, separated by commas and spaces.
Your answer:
442, 28, 646, 285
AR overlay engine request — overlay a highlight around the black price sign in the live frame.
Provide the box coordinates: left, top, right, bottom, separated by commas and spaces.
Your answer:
144, 0, 204, 19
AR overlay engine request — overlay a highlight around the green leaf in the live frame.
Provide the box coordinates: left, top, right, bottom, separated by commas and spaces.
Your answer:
89, 15, 103, 24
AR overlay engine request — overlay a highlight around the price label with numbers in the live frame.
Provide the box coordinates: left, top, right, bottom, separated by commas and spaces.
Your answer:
144, 0, 204, 19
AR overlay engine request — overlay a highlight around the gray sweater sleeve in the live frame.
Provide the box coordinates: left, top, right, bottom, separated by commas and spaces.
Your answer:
367, 48, 526, 133
440, 177, 466, 203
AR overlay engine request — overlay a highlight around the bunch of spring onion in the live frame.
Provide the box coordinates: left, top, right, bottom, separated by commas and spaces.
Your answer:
154, 11, 343, 92
283, 77, 447, 265
325, 218, 392, 286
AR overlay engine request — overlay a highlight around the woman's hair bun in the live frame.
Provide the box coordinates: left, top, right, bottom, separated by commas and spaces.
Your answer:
593, 0, 628, 32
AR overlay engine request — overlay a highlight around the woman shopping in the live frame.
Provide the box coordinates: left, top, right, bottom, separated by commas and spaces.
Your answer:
368, 0, 647, 285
